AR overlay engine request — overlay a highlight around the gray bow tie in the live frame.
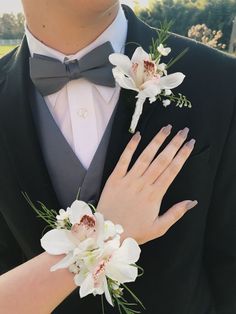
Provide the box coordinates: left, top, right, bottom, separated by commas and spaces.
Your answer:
29, 41, 116, 96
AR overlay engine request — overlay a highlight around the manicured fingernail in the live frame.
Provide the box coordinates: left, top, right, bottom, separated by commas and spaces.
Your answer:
186, 200, 198, 210
185, 139, 196, 148
133, 131, 141, 141
178, 127, 189, 138
162, 124, 172, 134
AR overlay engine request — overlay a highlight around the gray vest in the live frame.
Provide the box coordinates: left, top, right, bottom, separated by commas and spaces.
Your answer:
31, 90, 116, 208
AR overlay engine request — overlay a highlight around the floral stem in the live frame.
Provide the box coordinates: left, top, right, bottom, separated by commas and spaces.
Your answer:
129, 97, 146, 134
122, 283, 145, 310
101, 295, 105, 314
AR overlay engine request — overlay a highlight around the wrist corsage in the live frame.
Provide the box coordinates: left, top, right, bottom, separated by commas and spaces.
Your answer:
25, 195, 144, 314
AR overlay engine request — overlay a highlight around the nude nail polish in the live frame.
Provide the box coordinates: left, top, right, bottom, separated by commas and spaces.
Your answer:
133, 131, 141, 141
186, 200, 198, 210
178, 127, 189, 138
186, 139, 196, 148
162, 124, 172, 134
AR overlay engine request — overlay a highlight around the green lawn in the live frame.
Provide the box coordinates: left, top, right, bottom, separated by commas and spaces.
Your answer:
0, 45, 17, 58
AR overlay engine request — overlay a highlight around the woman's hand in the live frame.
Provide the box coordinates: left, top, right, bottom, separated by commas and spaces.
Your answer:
97, 125, 198, 244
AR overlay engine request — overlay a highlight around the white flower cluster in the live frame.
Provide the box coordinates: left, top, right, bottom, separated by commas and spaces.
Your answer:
109, 45, 185, 133
41, 200, 141, 306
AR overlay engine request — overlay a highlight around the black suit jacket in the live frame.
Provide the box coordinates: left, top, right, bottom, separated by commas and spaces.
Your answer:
0, 5, 236, 314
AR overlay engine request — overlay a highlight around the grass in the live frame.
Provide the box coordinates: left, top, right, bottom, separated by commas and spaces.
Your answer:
0, 45, 17, 58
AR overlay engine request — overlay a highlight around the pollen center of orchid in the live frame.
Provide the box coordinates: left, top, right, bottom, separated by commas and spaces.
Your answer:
80, 215, 96, 228
143, 60, 155, 75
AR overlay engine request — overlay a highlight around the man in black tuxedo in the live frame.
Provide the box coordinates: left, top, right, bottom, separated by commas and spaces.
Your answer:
0, 1, 236, 313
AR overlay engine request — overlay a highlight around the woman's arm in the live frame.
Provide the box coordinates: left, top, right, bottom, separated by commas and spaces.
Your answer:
0, 252, 76, 314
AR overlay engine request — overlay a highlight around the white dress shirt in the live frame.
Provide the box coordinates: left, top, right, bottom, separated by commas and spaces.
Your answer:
26, 6, 128, 169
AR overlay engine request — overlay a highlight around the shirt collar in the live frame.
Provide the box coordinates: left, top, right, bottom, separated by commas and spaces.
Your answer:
25, 5, 128, 103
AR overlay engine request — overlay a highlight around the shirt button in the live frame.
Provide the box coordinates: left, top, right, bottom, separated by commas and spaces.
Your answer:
78, 108, 88, 119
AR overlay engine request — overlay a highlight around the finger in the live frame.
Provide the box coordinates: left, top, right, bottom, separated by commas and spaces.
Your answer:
111, 132, 141, 178
143, 127, 189, 183
128, 124, 172, 178
150, 200, 198, 239
154, 139, 196, 195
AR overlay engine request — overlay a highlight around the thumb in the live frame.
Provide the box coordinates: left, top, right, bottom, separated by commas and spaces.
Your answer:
151, 200, 198, 239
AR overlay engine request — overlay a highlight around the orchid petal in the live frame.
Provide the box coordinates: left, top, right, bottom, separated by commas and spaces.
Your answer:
77, 237, 97, 252
131, 47, 150, 63
41, 229, 76, 255
79, 273, 95, 298
139, 80, 161, 99
158, 72, 185, 90
106, 262, 138, 283
109, 53, 132, 76
94, 212, 105, 246
105, 238, 140, 283
103, 236, 121, 256
113, 238, 141, 264
74, 269, 88, 286
69, 200, 93, 225
50, 252, 75, 271
112, 68, 138, 92
103, 220, 117, 240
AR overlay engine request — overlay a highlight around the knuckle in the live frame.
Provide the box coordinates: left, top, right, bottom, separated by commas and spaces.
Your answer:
180, 145, 191, 157
171, 207, 184, 222
126, 140, 136, 153
156, 154, 168, 168
170, 161, 180, 174
148, 191, 156, 203
106, 174, 117, 186
155, 224, 167, 237
152, 137, 162, 147
159, 228, 167, 237
170, 138, 183, 150
119, 154, 129, 166
172, 140, 181, 150
139, 153, 150, 165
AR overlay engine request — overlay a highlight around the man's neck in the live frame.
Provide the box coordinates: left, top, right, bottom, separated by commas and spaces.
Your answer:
23, 2, 120, 55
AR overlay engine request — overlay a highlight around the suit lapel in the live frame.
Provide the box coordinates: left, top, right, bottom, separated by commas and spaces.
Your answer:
0, 38, 59, 208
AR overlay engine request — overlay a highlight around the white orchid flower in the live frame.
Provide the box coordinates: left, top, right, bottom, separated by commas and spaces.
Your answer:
41, 201, 103, 268
74, 237, 141, 306
109, 46, 185, 133
68, 200, 93, 225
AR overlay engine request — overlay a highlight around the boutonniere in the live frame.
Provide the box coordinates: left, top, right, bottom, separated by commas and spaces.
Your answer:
109, 23, 192, 134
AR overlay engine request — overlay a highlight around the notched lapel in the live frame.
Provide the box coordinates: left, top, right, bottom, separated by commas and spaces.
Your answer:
0, 37, 59, 208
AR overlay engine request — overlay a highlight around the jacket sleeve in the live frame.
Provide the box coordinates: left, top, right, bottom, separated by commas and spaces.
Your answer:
204, 98, 236, 314
0, 211, 23, 274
